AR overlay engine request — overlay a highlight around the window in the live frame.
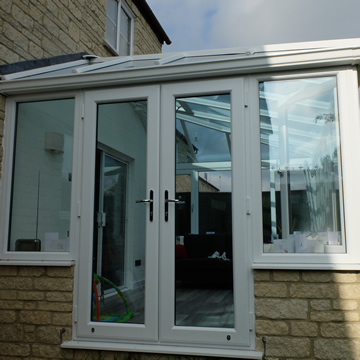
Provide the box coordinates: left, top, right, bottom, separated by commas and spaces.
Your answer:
3, 98, 75, 256
105, 0, 133, 56
260, 77, 344, 254
251, 69, 360, 267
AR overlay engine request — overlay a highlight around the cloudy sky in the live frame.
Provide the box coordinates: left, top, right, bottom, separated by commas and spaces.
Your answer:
147, 0, 360, 52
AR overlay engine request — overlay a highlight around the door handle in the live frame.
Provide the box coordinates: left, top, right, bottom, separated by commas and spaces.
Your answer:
136, 190, 154, 222
164, 190, 178, 222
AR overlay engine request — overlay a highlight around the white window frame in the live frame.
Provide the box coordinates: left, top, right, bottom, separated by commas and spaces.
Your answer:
0, 91, 83, 265
250, 67, 360, 270
105, 0, 134, 56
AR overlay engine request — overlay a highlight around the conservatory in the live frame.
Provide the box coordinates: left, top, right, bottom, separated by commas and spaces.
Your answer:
1, 38, 360, 358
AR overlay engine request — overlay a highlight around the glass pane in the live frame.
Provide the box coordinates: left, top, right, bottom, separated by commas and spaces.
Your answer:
176, 95, 231, 163
92, 101, 147, 324
120, 7, 131, 41
260, 77, 344, 254
9, 99, 74, 252
175, 94, 234, 328
106, 0, 118, 49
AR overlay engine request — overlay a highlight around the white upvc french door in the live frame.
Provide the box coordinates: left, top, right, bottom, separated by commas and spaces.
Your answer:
159, 78, 252, 347
76, 78, 253, 349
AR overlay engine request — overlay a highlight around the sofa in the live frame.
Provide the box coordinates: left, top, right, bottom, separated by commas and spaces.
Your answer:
175, 233, 233, 287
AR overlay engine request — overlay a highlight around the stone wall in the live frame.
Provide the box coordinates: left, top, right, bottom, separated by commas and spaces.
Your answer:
2, 266, 360, 359
255, 270, 360, 360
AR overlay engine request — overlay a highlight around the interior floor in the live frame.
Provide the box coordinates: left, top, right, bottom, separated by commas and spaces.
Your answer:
92, 283, 234, 328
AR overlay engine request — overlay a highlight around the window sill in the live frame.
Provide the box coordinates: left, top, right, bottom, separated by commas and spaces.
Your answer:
0, 259, 75, 266
61, 341, 263, 359
252, 262, 360, 270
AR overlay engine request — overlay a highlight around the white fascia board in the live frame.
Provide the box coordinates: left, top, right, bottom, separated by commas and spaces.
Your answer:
2, 42, 360, 95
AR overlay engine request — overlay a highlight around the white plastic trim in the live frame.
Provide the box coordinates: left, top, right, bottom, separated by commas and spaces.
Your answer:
61, 341, 263, 359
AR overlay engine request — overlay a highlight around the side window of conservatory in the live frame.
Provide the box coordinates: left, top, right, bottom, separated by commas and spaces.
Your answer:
8, 99, 74, 252
260, 77, 345, 254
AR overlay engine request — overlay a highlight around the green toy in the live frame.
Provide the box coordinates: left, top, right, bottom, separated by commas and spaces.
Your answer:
93, 273, 134, 323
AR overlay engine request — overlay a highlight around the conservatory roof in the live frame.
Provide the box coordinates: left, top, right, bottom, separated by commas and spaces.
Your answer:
1, 38, 360, 95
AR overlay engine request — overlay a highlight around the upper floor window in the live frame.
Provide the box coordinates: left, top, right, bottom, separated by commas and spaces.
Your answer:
106, 0, 134, 56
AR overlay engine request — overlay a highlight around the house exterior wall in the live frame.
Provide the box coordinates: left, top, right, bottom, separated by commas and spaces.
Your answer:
254, 270, 360, 359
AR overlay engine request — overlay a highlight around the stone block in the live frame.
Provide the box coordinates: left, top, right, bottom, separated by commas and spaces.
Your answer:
273, 270, 300, 282
256, 298, 308, 320
0, 344, 30, 357
310, 311, 343, 322
310, 299, 331, 311
12, 4, 34, 31
52, 312, 72, 325
0, 266, 17, 276
344, 312, 360, 321
254, 283, 288, 297
0, 324, 23, 341
332, 272, 359, 283
31, 344, 62, 358
333, 299, 358, 311
46, 291, 73, 302
47, 266, 74, 278
37, 301, 72, 312
253, 270, 271, 281
314, 338, 360, 360
302, 271, 332, 282
0, 300, 23, 310
321, 322, 360, 338
290, 321, 318, 337
0, 289, 17, 300
0, 277, 33, 290
290, 283, 337, 299
19, 310, 51, 325
34, 277, 73, 291
35, 326, 64, 344
265, 336, 311, 358
0, 310, 16, 323
3, 23, 29, 51
338, 284, 360, 299
18, 290, 44, 301
256, 320, 289, 335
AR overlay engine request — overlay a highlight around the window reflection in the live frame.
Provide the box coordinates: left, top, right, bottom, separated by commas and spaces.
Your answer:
260, 77, 345, 254
175, 94, 234, 328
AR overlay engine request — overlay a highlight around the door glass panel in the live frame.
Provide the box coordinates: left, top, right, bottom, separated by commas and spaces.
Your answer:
175, 94, 234, 328
260, 77, 345, 254
92, 101, 147, 324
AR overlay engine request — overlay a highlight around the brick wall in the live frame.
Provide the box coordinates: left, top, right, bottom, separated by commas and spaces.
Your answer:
255, 270, 360, 360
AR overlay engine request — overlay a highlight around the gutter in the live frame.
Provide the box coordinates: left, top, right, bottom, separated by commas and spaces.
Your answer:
133, 0, 171, 45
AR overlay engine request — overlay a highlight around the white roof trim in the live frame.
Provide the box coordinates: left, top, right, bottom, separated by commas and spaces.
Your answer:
1, 38, 360, 95
1, 59, 88, 80
73, 56, 133, 73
